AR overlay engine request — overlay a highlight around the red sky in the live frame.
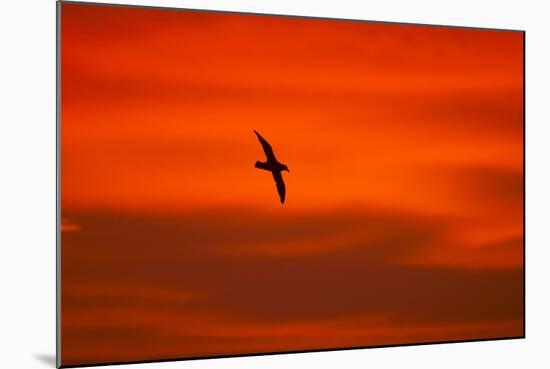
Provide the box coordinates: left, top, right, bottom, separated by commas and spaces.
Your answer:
60, 2, 524, 366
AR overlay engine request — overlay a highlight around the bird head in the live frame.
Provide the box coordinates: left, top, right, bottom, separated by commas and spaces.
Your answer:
282, 165, 290, 172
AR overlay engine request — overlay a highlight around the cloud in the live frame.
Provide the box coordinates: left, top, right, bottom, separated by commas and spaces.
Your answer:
60, 205, 523, 365
61, 218, 81, 233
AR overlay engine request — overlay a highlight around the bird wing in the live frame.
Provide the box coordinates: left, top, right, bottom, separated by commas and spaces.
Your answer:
254, 130, 276, 161
272, 171, 286, 204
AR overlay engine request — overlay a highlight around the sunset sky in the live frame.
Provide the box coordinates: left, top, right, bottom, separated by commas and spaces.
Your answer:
60, 2, 524, 366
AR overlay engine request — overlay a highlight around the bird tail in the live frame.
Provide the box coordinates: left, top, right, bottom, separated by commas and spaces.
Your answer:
255, 161, 270, 171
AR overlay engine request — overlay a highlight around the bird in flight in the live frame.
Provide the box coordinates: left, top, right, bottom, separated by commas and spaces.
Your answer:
253, 130, 289, 204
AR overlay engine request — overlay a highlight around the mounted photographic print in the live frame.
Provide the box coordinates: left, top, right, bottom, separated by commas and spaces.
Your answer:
57, 1, 525, 367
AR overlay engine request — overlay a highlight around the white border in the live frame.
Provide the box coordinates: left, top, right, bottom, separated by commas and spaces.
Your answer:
1, 1, 549, 369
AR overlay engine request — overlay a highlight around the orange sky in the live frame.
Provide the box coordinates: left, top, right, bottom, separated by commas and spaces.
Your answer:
60, 2, 524, 366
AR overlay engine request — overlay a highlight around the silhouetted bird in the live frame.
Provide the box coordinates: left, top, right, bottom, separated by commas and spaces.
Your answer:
253, 130, 289, 204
